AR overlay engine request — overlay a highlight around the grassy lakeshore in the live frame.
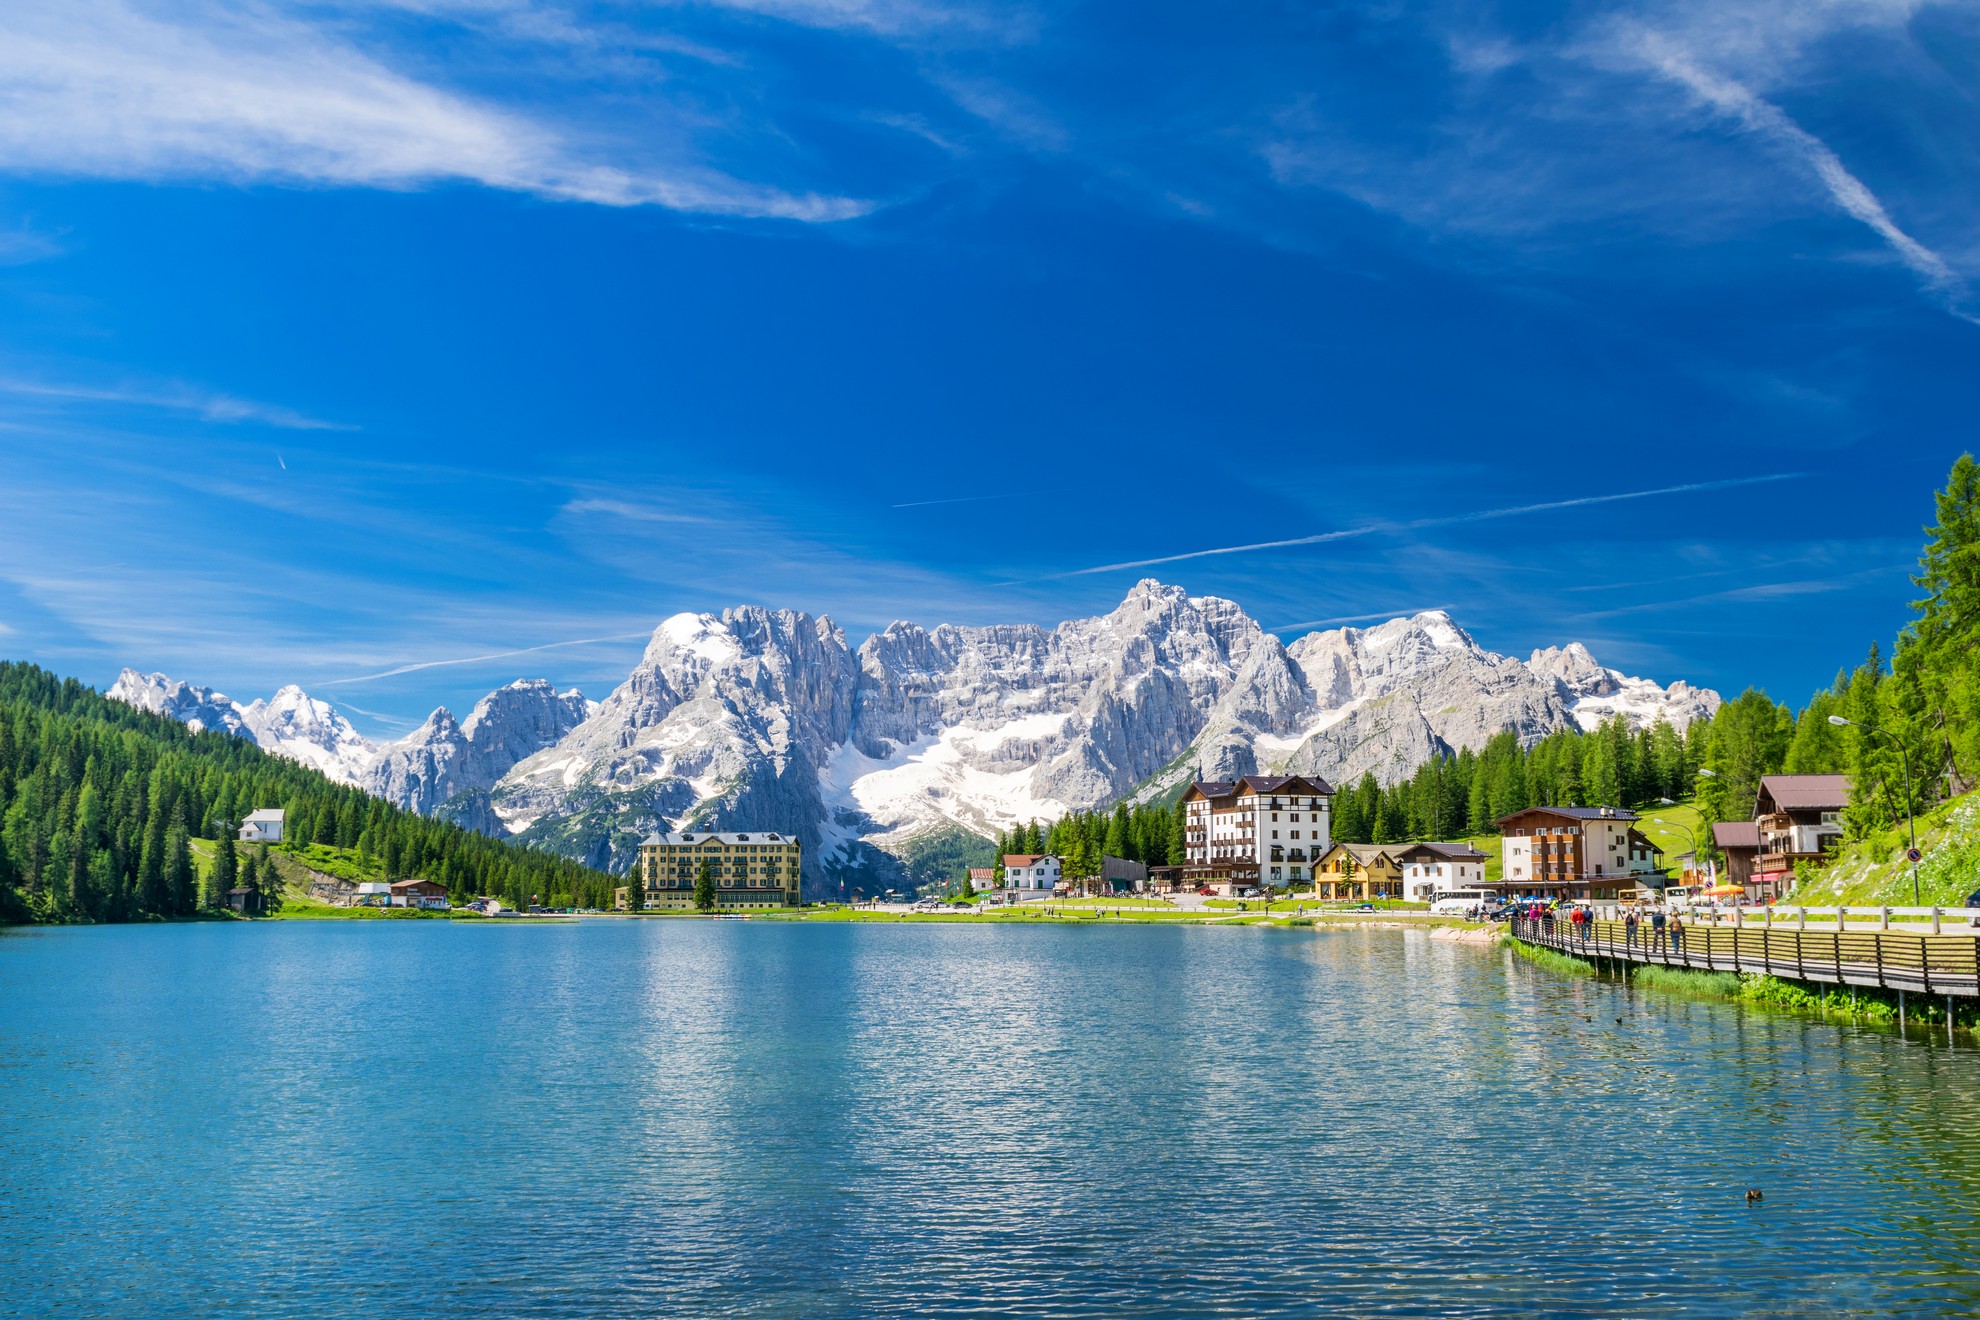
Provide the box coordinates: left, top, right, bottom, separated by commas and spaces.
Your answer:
1505, 936, 1980, 1033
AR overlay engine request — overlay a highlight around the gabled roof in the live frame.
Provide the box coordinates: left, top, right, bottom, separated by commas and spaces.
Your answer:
1493, 805, 1639, 826
1318, 841, 1397, 867
1185, 774, 1336, 802
1236, 773, 1336, 796
390, 877, 445, 891
242, 808, 284, 823
1712, 820, 1761, 850
1756, 774, 1850, 814
642, 831, 794, 847
1395, 841, 1489, 863
1003, 854, 1055, 867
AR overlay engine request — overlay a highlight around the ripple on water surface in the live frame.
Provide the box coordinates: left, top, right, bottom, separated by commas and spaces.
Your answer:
3, 920, 1979, 1317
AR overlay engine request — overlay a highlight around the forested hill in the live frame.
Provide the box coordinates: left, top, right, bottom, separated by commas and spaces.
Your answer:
0, 662, 613, 924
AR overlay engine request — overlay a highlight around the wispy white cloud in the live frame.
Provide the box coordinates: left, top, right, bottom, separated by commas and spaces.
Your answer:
0, 0, 868, 221
560, 498, 718, 525
0, 376, 353, 430
0, 223, 64, 265
323, 632, 655, 685
1010, 474, 1806, 583
1269, 607, 1450, 631
1578, 562, 1909, 619
1617, 25, 1975, 321
890, 493, 1014, 508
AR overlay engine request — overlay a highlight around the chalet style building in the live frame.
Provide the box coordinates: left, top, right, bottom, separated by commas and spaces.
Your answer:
1003, 854, 1062, 901
1497, 805, 1649, 901
624, 830, 802, 910
1711, 820, 1759, 889
1314, 842, 1402, 901
1749, 774, 1849, 901
1393, 841, 1491, 903
1183, 775, 1334, 893
238, 808, 285, 844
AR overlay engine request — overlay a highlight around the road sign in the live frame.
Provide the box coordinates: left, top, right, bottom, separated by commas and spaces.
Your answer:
1906, 847, 1923, 863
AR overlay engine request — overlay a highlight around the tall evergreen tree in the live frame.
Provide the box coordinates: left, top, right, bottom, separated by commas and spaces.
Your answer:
209, 831, 238, 911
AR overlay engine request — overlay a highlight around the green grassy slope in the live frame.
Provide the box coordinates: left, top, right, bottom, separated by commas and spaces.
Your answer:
1788, 792, 1980, 908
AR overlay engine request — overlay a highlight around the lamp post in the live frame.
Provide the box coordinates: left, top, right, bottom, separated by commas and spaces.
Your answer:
1828, 715, 1920, 907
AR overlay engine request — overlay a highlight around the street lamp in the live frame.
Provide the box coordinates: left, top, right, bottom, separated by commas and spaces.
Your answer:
1828, 715, 1920, 907
1653, 816, 1705, 896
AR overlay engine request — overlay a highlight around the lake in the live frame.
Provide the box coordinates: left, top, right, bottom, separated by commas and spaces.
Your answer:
4, 919, 1980, 1317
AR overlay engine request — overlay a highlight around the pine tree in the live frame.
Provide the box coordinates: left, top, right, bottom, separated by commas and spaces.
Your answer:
166, 816, 195, 915
1104, 804, 1129, 859
237, 852, 258, 914
209, 831, 238, 911
694, 858, 716, 912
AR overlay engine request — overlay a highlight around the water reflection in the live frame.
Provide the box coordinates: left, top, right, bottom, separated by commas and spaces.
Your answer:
3, 921, 1980, 1316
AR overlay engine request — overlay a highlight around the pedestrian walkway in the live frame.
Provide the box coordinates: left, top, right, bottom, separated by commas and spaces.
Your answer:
1515, 917, 1980, 998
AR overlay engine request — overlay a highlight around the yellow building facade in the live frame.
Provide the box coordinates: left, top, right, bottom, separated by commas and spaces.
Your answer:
620, 830, 803, 911
1312, 842, 1403, 901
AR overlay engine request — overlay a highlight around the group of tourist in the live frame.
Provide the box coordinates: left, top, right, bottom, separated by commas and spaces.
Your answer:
1505, 902, 1689, 954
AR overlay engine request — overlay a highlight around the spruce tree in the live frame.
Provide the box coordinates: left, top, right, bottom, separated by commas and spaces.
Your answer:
166, 817, 195, 915
1104, 804, 1129, 859
209, 831, 238, 911
694, 858, 716, 912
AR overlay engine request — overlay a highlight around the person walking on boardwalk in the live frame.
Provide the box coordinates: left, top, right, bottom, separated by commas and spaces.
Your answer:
1625, 908, 1639, 950
1670, 913, 1686, 956
1650, 908, 1667, 952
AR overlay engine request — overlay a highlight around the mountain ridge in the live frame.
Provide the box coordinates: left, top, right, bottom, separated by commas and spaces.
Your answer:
108, 581, 1720, 897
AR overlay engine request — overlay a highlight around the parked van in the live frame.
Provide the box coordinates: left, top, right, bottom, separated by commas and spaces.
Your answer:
1430, 888, 1497, 916
1661, 885, 1698, 908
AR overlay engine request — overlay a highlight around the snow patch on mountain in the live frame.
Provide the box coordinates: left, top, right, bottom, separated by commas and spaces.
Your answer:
108, 669, 592, 814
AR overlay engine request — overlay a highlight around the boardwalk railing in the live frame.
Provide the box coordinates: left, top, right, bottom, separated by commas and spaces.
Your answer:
1513, 917, 1980, 999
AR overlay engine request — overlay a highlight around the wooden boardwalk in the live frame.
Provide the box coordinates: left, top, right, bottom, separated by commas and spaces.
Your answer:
1514, 917, 1980, 998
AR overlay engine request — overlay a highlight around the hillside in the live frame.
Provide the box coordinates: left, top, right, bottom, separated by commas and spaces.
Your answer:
0, 662, 615, 924
1788, 792, 1980, 909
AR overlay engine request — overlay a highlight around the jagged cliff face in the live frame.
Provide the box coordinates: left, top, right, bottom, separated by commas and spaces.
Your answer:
108, 670, 375, 781
361, 680, 594, 815
484, 581, 1721, 895
107, 669, 591, 815
112, 582, 1721, 896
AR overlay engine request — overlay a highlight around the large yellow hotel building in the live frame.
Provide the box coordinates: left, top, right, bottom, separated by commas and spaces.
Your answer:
619, 830, 803, 911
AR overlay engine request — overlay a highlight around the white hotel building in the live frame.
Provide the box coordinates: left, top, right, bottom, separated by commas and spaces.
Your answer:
1182, 774, 1335, 893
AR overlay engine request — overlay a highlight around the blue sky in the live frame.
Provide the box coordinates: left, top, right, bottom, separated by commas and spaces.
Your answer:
0, 0, 1975, 735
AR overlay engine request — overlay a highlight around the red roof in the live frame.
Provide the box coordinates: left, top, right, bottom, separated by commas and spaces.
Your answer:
1003, 854, 1050, 867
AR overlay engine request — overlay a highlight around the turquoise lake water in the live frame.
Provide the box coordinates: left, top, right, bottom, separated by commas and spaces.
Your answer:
5, 920, 1980, 1317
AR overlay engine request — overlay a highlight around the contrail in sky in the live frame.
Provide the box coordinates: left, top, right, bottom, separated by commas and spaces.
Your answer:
1270, 606, 1451, 631
325, 632, 653, 686
1003, 474, 1804, 584
892, 494, 1015, 509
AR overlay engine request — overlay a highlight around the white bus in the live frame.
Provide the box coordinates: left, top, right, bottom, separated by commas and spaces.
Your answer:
1430, 888, 1497, 915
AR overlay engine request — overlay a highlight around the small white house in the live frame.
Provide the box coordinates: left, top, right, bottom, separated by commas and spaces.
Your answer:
238, 808, 285, 844
1003, 853, 1061, 901
1394, 842, 1491, 903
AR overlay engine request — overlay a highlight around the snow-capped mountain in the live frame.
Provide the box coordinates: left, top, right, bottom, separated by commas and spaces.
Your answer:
362, 680, 596, 815
108, 670, 374, 781
112, 584, 1718, 895
107, 668, 590, 811
486, 580, 1720, 892
107, 670, 254, 740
